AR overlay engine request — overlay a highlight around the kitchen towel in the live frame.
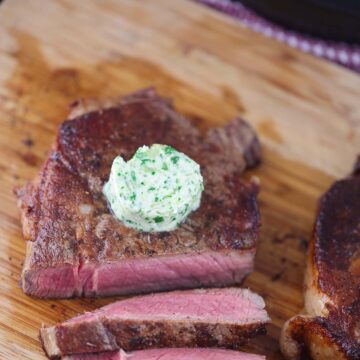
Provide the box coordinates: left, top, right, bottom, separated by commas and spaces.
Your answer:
197, 0, 360, 72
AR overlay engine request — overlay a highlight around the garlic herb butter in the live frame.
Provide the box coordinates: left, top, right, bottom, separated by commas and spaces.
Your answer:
103, 144, 204, 232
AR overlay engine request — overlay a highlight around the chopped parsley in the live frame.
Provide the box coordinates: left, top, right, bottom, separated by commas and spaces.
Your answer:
171, 156, 179, 164
164, 145, 175, 154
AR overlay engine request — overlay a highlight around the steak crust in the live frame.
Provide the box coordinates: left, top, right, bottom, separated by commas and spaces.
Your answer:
280, 159, 360, 360
16, 88, 261, 298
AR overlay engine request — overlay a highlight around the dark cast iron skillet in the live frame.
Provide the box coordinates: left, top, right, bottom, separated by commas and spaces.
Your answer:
239, 0, 360, 43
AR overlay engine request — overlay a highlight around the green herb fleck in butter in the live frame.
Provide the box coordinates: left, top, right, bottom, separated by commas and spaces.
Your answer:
103, 144, 204, 232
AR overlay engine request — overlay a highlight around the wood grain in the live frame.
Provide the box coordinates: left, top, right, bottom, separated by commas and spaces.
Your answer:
0, 0, 359, 359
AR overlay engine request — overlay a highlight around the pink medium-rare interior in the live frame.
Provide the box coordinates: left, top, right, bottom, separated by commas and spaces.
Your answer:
65, 348, 265, 360
65, 287, 268, 326
64, 351, 125, 360
81, 250, 255, 297
24, 249, 255, 298
22, 264, 78, 298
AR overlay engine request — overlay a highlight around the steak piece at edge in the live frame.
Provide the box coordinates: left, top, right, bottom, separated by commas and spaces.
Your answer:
63, 348, 265, 360
40, 288, 270, 359
280, 159, 360, 360
16, 88, 261, 298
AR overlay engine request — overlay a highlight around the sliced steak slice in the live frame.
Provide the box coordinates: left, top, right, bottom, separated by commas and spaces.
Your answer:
63, 348, 265, 360
40, 288, 270, 359
280, 159, 360, 360
16, 88, 261, 298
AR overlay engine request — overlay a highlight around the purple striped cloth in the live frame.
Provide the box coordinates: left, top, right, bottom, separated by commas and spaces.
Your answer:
197, 0, 360, 73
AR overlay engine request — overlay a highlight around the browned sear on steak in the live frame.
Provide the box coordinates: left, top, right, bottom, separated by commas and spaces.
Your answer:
16, 88, 261, 298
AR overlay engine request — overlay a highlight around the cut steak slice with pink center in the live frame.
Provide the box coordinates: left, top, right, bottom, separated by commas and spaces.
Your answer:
64, 348, 265, 360
40, 288, 270, 359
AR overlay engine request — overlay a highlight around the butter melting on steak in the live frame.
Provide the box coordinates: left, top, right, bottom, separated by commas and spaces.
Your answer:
280, 159, 360, 360
16, 88, 261, 298
40, 288, 270, 359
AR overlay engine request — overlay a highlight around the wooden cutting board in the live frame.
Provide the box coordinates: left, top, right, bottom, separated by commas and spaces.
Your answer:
0, 0, 359, 359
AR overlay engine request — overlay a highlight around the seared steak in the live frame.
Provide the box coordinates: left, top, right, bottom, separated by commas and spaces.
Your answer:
16, 88, 261, 298
63, 348, 265, 360
40, 288, 270, 359
280, 159, 360, 360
